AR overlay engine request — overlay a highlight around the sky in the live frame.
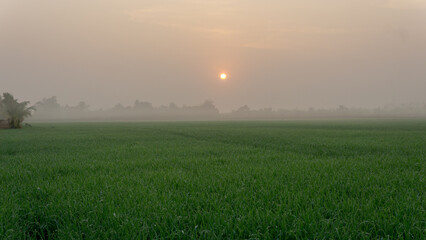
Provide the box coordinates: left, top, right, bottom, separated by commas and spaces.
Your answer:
1, 0, 425, 111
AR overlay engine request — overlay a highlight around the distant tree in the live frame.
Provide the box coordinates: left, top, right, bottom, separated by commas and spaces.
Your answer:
236, 105, 250, 112
134, 100, 153, 110
0, 93, 35, 128
112, 103, 126, 111
76, 101, 90, 111
169, 102, 178, 109
64, 101, 90, 113
34, 97, 61, 118
200, 100, 218, 111
36, 96, 61, 112
338, 105, 348, 112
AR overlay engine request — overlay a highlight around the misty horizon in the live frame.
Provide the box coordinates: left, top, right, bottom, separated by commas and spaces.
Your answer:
11, 94, 422, 122
26, 95, 426, 113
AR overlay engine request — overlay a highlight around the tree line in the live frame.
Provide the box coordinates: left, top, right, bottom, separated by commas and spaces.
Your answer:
32, 96, 426, 121
32, 97, 220, 121
1, 93, 426, 127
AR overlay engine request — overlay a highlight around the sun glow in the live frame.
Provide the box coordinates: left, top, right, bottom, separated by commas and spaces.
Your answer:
220, 73, 227, 80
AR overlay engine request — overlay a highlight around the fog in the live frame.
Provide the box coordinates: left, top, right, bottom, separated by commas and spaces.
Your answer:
1, 0, 426, 113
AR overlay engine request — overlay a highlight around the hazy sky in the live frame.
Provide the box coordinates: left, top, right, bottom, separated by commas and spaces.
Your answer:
1, 0, 425, 111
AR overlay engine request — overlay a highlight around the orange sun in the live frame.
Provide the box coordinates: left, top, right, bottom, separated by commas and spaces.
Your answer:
220, 73, 227, 80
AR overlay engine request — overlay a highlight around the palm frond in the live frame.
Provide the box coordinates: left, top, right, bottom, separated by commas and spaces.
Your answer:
1, 92, 35, 128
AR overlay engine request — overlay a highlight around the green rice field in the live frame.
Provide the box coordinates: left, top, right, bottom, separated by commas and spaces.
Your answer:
0, 120, 425, 239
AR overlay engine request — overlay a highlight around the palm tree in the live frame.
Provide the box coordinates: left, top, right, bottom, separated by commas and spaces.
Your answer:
1, 93, 35, 128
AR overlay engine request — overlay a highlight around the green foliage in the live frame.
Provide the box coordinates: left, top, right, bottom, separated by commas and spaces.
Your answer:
0, 93, 35, 128
0, 94, 4, 118
0, 121, 425, 239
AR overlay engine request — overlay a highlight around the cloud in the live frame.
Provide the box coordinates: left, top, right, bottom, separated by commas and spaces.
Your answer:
125, 4, 352, 51
125, 3, 239, 41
